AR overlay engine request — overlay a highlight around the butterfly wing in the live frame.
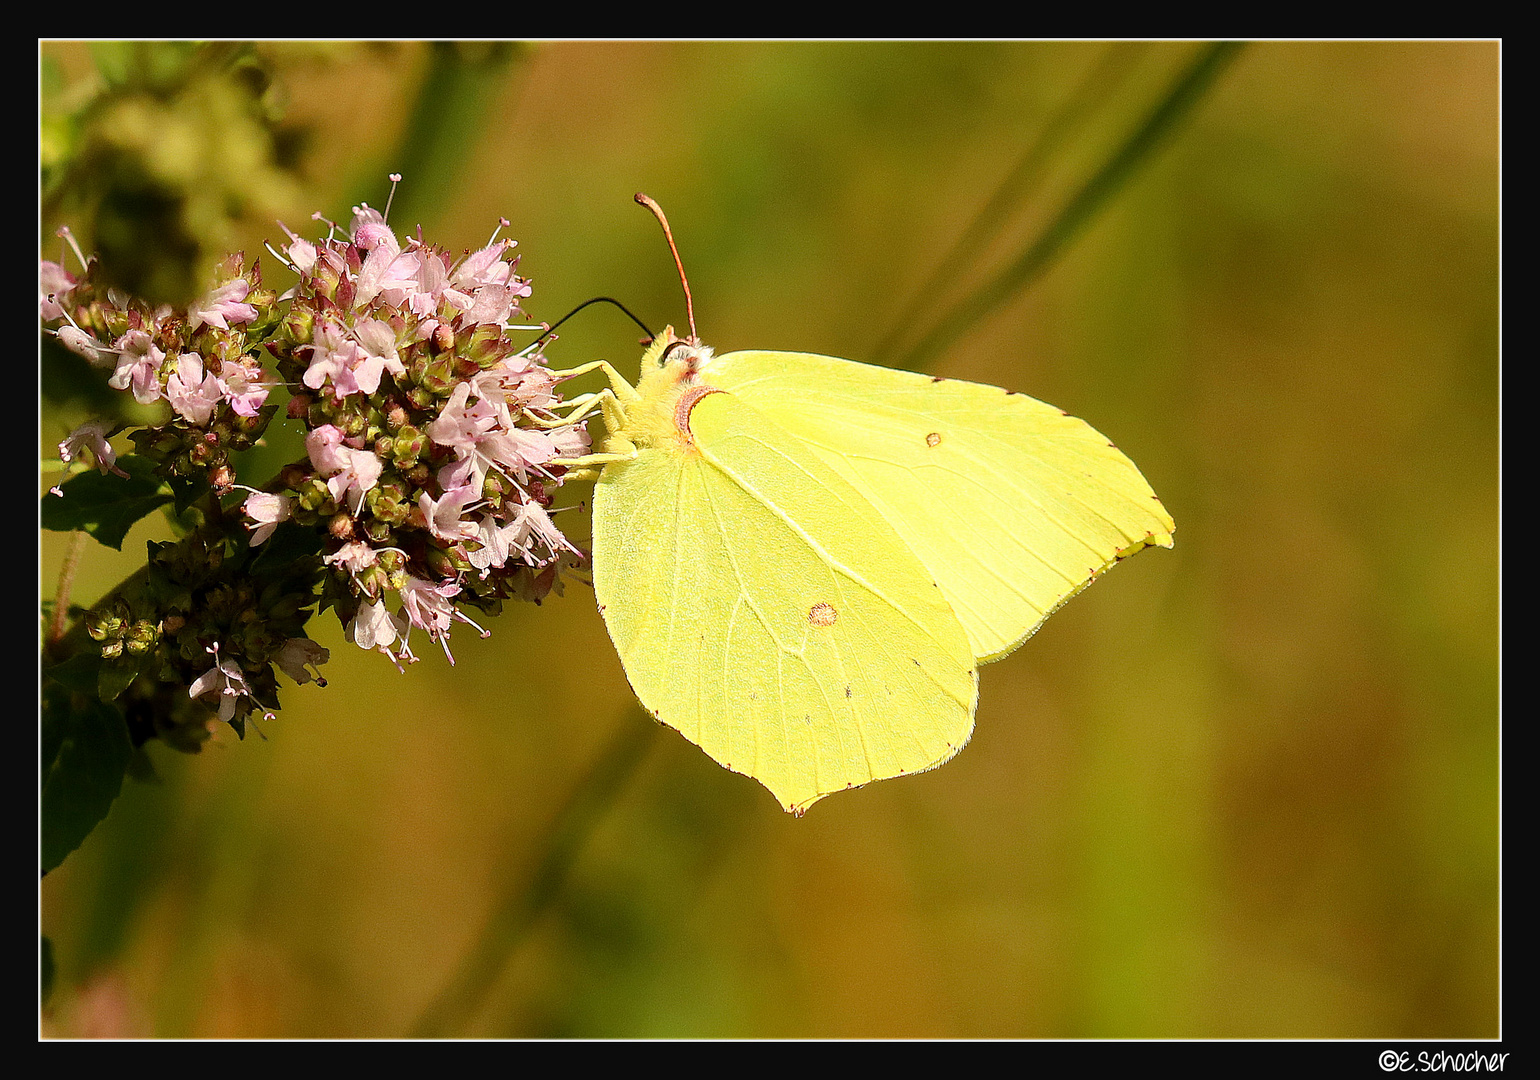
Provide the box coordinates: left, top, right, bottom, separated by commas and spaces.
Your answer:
701, 351, 1175, 663
592, 389, 977, 814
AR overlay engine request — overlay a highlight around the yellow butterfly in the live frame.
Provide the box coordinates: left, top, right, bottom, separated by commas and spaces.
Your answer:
558, 198, 1174, 815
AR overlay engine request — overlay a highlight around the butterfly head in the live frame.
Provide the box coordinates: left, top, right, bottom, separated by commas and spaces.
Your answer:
615, 326, 721, 454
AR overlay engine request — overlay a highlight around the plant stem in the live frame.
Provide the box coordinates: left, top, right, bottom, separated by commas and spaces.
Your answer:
47, 531, 89, 647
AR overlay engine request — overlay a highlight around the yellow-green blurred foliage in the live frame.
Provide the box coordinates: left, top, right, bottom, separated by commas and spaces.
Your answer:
40, 41, 1498, 1038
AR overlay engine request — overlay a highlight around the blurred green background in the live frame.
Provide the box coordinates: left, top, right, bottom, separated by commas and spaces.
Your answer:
39, 41, 1499, 1038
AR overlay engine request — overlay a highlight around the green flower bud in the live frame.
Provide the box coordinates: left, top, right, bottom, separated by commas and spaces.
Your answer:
419, 355, 455, 397
86, 606, 126, 642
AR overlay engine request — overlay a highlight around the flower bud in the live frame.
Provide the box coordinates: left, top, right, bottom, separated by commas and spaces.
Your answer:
297, 478, 331, 512
125, 619, 160, 655
464, 323, 508, 365
279, 305, 315, 350
86, 606, 126, 642
392, 425, 425, 467
208, 463, 235, 495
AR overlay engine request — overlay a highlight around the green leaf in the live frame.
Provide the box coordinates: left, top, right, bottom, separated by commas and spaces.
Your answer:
41, 691, 133, 874
42, 652, 105, 696
97, 657, 142, 702
41, 455, 174, 550
247, 520, 324, 580
168, 472, 208, 517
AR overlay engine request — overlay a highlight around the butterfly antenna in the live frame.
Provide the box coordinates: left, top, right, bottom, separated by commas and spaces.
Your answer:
530, 296, 655, 350
635, 193, 698, 345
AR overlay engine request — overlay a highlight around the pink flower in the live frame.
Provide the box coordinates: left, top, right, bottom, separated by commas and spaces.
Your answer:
189, 279, 257, 331
348, 204, 397, 252
40, 260, 76, 321
274, 638, 329, 685
426, 383, 499, 449
278, 222, 318, 275
218, 357, 272, 417
302, 319, 368, 397
452, 240, 515, 290
551, 426, 591, 461
166, 353, 223, 425
427, 381, 558, 494
242, 491, 293, 545
355, 240, 422, 310
55, 326, 109, 366
510, 499, 581, 560
347, 599, 414, 670
458, 283, 516, 327
107, 330, 166, 404
350, 317, 407, 393
332, 449, 383, 515
348, 598, 397, 650
398, 576, 486, 664
324, 541, 379, 575
468, 514, 515, 571
305, 424, 351, 475
418, 484, 481, 542
306, 426, 382, 514
189, 645, 254, 724
399, 247, 470, 318
400, 576, 460, 636
57, 419, 129, 481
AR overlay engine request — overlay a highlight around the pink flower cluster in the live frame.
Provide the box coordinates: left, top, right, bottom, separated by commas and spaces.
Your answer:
45, 234, 271, 437
43, 230, 275, 487
257, 199, 590, 667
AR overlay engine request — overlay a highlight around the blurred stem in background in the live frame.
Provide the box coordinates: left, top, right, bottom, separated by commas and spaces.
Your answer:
881, 40, 1244, 376
868, 41, 1151, 368
412, 40, 1247, 1037
330, 42, 528, 237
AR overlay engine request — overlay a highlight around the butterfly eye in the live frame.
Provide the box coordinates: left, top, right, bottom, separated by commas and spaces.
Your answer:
660, 339, 694, 364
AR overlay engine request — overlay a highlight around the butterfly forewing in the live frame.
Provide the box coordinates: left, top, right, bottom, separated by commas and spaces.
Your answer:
593, 390, 977, 814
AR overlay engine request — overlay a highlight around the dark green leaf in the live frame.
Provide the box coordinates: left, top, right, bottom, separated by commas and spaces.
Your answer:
42, 651, 105, 696
247, 520, 324, 580
40, 455, 173, 551
168, 472, 208, 517
41, 693, 133, 874
97, 657, 142, 702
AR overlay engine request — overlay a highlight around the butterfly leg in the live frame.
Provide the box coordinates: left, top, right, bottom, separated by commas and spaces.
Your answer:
550, 360, 642, 405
